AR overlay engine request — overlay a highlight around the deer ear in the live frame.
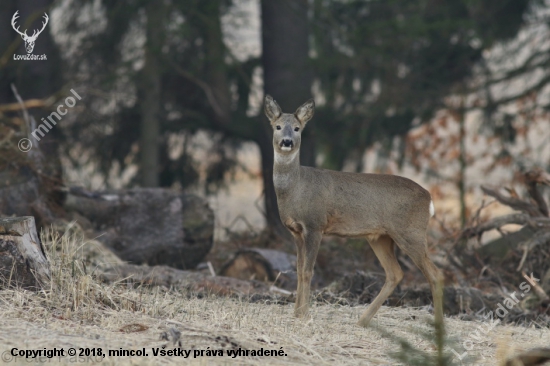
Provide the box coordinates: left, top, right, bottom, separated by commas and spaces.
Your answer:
264, 95, 282, 122
295, 99, 315, 125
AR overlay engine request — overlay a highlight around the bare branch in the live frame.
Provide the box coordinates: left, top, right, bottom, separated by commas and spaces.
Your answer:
490, 72, 550, 107
463, 213, 550, 238
481, 185, 545, 217
479, 50, 550, 87
0, 99, 47, 112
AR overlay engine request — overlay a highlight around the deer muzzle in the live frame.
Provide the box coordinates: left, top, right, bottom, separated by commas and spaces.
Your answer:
280, 139, 293, 151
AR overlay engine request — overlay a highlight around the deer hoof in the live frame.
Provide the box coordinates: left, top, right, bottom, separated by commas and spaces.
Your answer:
294, 306, 308, 318
357, 318, 378, 328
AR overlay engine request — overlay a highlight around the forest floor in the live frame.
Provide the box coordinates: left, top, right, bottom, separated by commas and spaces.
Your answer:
0, 291, 549, 365
0, 232, 549, 365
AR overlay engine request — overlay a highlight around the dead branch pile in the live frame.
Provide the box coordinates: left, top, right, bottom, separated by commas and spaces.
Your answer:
460, 168, 550, 316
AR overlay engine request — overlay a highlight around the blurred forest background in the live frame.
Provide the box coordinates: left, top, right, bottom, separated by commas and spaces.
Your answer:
1, 0, 550, 249
2, 2, 550, 360
4, 0, 550, 240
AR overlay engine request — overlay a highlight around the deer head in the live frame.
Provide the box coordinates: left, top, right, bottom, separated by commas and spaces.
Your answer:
11, 11, 49, 54
264, 95, 315, 155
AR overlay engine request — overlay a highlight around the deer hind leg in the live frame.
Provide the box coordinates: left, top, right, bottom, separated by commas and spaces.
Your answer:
294, 230, 322, 318
393, 233, 444, 322
358, 235, 403, 327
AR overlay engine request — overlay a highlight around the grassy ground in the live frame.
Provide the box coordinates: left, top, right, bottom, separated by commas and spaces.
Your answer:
0, 228, 548, 365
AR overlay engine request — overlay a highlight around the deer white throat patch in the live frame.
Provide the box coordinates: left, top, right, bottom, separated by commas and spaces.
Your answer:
273, 150, 298, 189
274, 150, 298, 165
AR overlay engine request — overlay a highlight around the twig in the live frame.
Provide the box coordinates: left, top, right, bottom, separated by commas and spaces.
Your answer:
207, 261, 216, 277
269, 285, 292, 295
471, 199, 489, 227
522, 271, 549, 302
517, 247, 530, 272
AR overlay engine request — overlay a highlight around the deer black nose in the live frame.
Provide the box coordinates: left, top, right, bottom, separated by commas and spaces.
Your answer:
282, 139, 293, 147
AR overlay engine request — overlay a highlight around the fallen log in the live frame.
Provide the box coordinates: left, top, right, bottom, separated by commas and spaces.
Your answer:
64, 188, 214, 270
100, 263, 270, 296
219, 248, 298, 290
0, 216, 49, 289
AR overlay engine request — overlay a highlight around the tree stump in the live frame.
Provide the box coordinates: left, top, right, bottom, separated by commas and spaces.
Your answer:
0, 216, 50, 289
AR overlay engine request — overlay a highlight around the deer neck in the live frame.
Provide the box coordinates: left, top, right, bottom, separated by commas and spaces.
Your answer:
273, 149, 300, 193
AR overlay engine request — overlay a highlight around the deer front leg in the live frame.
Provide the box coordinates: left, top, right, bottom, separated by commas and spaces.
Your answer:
294, 230, 322, 318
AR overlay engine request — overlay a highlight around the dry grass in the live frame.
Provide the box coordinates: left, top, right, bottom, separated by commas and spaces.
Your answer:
0, 227, 548, 365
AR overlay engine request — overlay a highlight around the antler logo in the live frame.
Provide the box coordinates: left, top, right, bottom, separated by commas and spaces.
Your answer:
11, 11, 49, 54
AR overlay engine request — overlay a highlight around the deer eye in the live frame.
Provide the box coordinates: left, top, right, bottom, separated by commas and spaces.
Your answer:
294, 127, 300, 132
276, 126, 281, 130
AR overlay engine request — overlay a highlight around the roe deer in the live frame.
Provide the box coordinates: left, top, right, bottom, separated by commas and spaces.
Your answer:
264, 95, 443, 327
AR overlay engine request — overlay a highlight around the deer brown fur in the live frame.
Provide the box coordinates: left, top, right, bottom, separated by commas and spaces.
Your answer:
264, 95, 444, 327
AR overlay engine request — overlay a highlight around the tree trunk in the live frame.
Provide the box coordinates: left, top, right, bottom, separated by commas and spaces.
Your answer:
201, 0, 232, 126
458, 97, 467, 228
0, 216, 50, 289
260, 0, 314, 240
139, 0, 164, 187
261, 0, 313, 110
